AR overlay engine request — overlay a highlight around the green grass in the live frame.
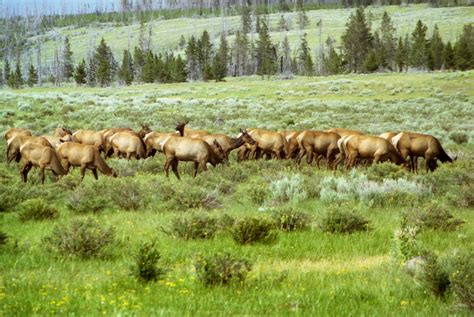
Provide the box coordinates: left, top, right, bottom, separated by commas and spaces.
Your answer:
27, 4, 474, 65
1, 70, 473, 315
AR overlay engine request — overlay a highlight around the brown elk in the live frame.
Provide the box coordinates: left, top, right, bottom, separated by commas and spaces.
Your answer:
53, 127, 74, 138
162, 137, 227, 180
345, 135, 407, 169
57, 142, 117, 179
7, 135, 52, 164
327, 128, 364, 138
296, 131, 341, 169
4, 128, 32, 142
279, 131, 301, 159
19, 143, 67, 184
72, 130, 105, 152
391, 132, 453, 172
175, 122, 210, 138
201, 129, 255, 160
379, 132, 398, 142
109, 131, 147, 160
245, 129, 287, 159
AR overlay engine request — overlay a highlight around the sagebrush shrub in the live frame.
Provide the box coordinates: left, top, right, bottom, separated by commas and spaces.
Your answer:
402, 204, 464, 231
231, 216, 277, 245
167, 213, 218, 240
67, 183, 109, 213
272, 208, 311, 232
131, 241, 165, 282
217, 214, 236, 231
159, 183, 213, 210
449, 249, 474, 310
268, 174, 307, 205
392, 226, 425, 262
319, 208, 369, 234
416, 252, 450, 297
44, 218, 115, 258
112, 179, 144, 211
449, 131, 469, 144
18, 198, 59, 221
234, 177, 268, 205
194, 252, 252, 286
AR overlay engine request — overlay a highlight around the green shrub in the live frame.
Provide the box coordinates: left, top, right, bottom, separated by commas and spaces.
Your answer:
159, 182, 215, 210
366, 162, 411, 182
319, 208, 369, 234
217, 214, 236, 231
112, 179, 145, 211
449, 249, 474, 310
416, 252, 450, 298
272, 207, 311, 232
449, 131, 469, 144
268, 174, 308, 205
130, 241, 165, 282
18, 198, 59, 222
193, 252, 252, 286
44, 218, 115, 258
67, 183, 109, 213
166, 213, 218, 240
0, 231, 7, 247
234, 177, 268, 205
402, 204, 464, 231
231, 216, 277, 245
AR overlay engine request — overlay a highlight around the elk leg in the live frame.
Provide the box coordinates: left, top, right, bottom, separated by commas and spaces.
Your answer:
164, 156, 174, 178
39, 166, 45, 185
92, 168, 98, 180
296, 148, 306, 164
171, 159, 180, 180
80, 164, 87, 180
306, 149, 313, 165
20, 161, 32, 182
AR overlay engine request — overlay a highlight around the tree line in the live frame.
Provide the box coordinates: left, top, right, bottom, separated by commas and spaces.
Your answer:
1, 7, 473, 89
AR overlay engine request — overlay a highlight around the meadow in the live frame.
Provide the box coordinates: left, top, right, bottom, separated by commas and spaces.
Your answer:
0, 71, 473, 315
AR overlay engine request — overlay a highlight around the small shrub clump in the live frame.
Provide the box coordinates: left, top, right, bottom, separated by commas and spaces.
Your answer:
268, 174, 308, 205
272, 208, 311, 232
402, 204, 464, 231
416, 252, 451, 298
112, 179, 145, 211
194, 252, 252, 286
0, 231, 8, 247
166, 213, 218, 240
449, 131, 469, 144
319, 208, 369, 234
67, 183, 109, 213
131, 241, 165, 282
392, 226, 425, 262
231, 216, 277, 245
449, 249, 474, 310
44, 218, 115, 258
18, 198, 59, 222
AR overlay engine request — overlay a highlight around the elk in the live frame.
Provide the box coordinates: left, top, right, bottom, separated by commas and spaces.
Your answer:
19, 143, 67, 184
296, 131, 341, 169
109, 131, 147, 160
6, 135, 52, 164
72, 130, 105, 152
201, 129, 255, 160
4, 128, 32, 142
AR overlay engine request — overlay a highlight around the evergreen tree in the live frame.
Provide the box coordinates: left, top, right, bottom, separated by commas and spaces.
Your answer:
341, 7, 373, 73
278, 14, 289, 32
186, 36, 201, 81
178, 35, 186, 49
14, 61, 23, 87
410, 20, 428, 69
403, 34, 411, 72
443, 41, 455, 70
296, 8, 310, 30
280, 35, 292, 74
4, 59, 10, 83
74, 59, 87, 85
198, 31, 213, 81
213, 33, 229, 81
95, 38, 114, 87
379, 11, 396, 70
395, 36, 406, 72
86, 54, 97, 87
173, 55, 187, 82
62, 36, 74, 80
241, 4, 252, 34
142, 50, 155, 83
27, 63, 38, 87
138, 18, 147, 51
323, 37, 344, 75
118, 49, 134, 85
373, 31, 385, 70
256, 21, 276, 78
298, 33, 314, 76
133, 47, 145, 82
231, 31, 250, 77
454, 24, 473, 71
363, 50, 379, 72
428, 25, 444, 70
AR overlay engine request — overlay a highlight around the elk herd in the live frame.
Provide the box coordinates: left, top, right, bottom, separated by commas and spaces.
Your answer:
3, 123, 454, 184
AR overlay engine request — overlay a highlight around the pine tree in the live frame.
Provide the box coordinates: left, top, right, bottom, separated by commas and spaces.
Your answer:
138, 18, 147, 52
454, 24, 473, 71
379, 11, 396, 70
213, 33, 229, 81
118, 49, 134, 85
27, 63, 38, 87
363, 50, 379, 73
395, 37, 405, 72
178, 35, 186, 50
186, 36, 200, 81
86, 54, 97, 87
62, 36, 74, 80
133, 47, 145, 82
428, 25, 444, 71
280, 35, 292, 75
298, 33, 314, 76
443, 41, 455, 70
95, 38, 114, 87
173, 55, 187, 82
296, 9, 310, 31
3, 59, 10, 83
410, 20, 428, 69
231, 31, 250, 77
323, 38, 344, 75
142, 50, 155, 83
14, 61, 23, 88
403, 34, 411, 72
278, 14, 289, 32
74, 59, 87, 85
341, 7, 373, 73
241, 4, 252, 34
198, 31, 213, 81
373, 31, 385, 70
256, 21, 276, 78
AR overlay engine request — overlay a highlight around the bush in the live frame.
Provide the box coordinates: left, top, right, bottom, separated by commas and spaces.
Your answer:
366, 162, 411, 182
18, 198, 59, 222
166, 213, 218, 240
217, 214, 236, 231
44, 218, 115, 258
272, 207, 311, 232
392, 226, 425, 262
402, 204, 464, 231
130, 241, 165, 282
234, 177, 268, 205
449, 131, 469, 144
0, 231, 7, 247
112, 179, 145, 211
67, 183, 110, 213
193, 252, 252, 286
416, 252, 450, 298
268, 174, 307, 205
231, 216, 277, 245
319, 208, 369, 234
449, 249, 474, 310
159, 182, 217, 210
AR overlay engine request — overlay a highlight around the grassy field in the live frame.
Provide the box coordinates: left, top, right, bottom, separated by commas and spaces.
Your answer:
28, 4, 474, 64
1, 71, 473, 315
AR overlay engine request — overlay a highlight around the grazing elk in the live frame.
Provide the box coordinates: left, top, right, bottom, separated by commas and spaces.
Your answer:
176, 122, 210, 138
6, 135, 52, 164
57, 142, 117, 179
162, 137, 227, 180
4, 128, 32, 142
279, 131, 301, 159
391, 132, 453, 172
296, 131, 341, 169
109, 131, 147, 160
201, 129, 255, 160
72, 130, 105, 152
19, 143, 67, 184
379, 132, 398, 143
244, 129, 287, 160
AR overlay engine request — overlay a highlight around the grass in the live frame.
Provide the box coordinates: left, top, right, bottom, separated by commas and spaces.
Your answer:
1, 70, 473, 315
22, 4, 474, 65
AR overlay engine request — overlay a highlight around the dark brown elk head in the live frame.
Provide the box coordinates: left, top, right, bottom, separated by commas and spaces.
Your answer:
138, 124, 152, 138
211, 140, 228, 166
239, 128, 256, 145
175, 121, 188, 137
